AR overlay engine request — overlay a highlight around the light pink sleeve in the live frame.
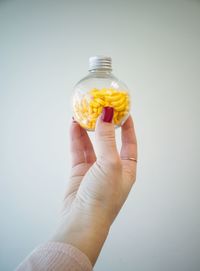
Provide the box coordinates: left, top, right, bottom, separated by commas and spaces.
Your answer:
16, 242, 93, 271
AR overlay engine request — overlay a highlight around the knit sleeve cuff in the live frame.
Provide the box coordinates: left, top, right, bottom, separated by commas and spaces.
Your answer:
16, 241, 92, 271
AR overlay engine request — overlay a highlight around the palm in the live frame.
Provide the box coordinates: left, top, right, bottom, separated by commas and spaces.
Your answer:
64, 116, 137, 215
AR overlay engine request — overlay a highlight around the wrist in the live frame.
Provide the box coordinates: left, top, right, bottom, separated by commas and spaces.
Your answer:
51, 209, 110, 266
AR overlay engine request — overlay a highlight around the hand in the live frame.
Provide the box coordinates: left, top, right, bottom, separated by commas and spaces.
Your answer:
52, 108, 137, 265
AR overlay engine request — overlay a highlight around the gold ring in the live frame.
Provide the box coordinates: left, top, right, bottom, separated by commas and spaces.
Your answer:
121, 157, 137, 162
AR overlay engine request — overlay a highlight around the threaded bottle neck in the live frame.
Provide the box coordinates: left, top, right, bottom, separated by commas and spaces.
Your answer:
89, 56, 112, 72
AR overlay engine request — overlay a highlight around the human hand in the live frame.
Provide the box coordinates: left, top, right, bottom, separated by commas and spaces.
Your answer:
52, 107, 137, 265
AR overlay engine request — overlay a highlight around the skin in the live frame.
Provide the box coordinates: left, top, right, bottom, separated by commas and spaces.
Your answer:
52, 114, 137, 266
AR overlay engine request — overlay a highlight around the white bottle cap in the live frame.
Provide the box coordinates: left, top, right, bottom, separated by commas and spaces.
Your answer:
89, 56, 112, 71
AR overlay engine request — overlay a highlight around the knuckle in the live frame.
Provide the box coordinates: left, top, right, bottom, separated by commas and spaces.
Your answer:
107, 157, 122, 171
97, 155, 122, 172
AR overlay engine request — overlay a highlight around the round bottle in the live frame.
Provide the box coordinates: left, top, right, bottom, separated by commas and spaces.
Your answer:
72, 56, 130, 131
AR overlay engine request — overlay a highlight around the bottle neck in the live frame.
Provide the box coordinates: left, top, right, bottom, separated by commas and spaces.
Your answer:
89, 68, 112, 75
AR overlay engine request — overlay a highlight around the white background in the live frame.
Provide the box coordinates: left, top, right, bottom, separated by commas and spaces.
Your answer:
0, 0, 200, 270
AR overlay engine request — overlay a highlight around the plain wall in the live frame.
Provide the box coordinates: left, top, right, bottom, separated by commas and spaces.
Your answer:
0, 0, 200, 270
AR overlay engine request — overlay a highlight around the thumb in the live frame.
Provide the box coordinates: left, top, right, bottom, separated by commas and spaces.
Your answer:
95, 107, 119, 163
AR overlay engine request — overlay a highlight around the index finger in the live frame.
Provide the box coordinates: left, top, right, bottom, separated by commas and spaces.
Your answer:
70, 120, 96, 167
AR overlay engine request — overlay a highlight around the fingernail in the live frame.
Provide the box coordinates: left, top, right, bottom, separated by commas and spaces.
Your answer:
101, 107, 114, 123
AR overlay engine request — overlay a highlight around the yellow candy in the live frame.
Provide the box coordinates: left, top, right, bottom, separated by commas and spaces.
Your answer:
97, 107, 103, 114
89, 112, 98, 119
81, 98, 88, 112
90, 91, 104, 98
88, 107, 93, 114
73, 87, 130, 130
105, 94, 121, 102
90, 100, 99, 108
95, 98, 105, 106
111, 96, 126, 107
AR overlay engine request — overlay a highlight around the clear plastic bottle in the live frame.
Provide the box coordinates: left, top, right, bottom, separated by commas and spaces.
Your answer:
72, 56, 130, 131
